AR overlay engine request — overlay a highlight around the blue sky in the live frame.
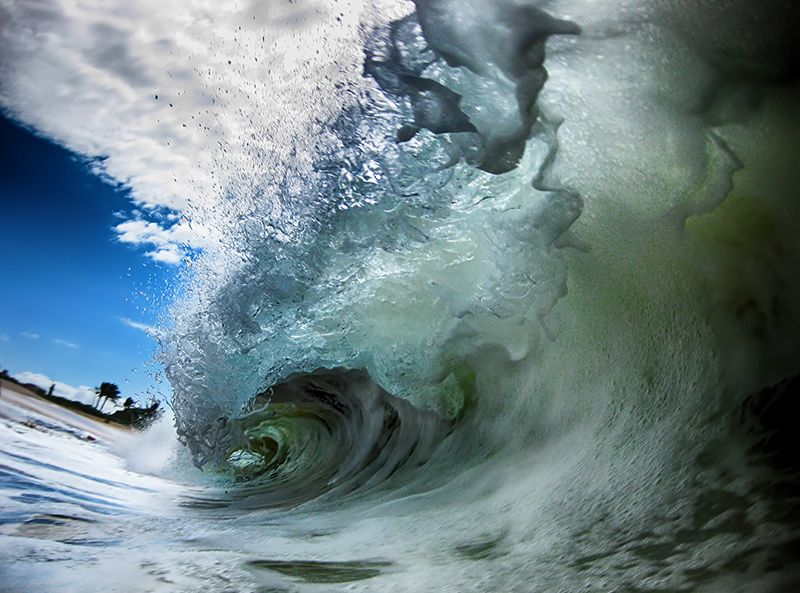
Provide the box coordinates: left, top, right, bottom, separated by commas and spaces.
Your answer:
0, 114, 175, 404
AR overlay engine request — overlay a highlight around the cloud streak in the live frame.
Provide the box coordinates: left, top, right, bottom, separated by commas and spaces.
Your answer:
121, 317, 157, 334
52, 338, 79, 349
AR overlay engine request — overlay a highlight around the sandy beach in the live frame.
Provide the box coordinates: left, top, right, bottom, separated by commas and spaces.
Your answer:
0, 377, 136, 442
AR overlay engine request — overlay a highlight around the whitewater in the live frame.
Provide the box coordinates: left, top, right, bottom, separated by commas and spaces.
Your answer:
1, 0, 800, 591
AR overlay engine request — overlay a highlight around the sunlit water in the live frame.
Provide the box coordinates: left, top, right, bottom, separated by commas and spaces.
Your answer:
2, 0, 800, 591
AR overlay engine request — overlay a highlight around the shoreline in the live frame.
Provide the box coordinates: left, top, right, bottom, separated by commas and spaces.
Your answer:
0, 377, 137, 442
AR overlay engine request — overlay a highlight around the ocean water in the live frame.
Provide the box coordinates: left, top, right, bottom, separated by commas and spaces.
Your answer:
2, 0, 800, 591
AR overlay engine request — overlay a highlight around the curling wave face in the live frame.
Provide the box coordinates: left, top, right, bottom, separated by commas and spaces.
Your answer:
155, 0, 800, 586
158, 0, 800, 506
193, 368, 453, 508
167, 2, 586, 480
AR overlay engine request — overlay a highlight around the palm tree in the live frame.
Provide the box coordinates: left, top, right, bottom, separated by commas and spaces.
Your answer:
95, 382, 121, 412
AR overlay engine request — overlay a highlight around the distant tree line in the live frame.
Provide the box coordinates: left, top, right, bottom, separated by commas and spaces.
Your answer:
0, 370, 162, 430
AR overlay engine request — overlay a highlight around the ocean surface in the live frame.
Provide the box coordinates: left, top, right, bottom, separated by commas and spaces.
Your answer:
2, 0, 800, 591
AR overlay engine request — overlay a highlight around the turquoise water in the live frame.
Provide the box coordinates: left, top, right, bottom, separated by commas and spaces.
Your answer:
2, 0, 800, 591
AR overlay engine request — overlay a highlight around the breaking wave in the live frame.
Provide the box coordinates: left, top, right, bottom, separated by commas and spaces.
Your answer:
3, 0, 800, 590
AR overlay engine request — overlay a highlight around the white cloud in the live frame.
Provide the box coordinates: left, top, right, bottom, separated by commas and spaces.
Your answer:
14, 372, 98, 407
147, 247, 183, 264
52, 338, 79, 349
20, 332, 40, 339
114, 218, 214, 264
121, 318, 155, 333
0, 0, 371, 262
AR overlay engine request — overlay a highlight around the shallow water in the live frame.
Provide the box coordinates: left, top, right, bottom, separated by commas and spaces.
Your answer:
2, 0, 800, 591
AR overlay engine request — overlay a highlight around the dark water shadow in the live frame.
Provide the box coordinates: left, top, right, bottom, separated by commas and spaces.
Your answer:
247, 559, 392, 583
